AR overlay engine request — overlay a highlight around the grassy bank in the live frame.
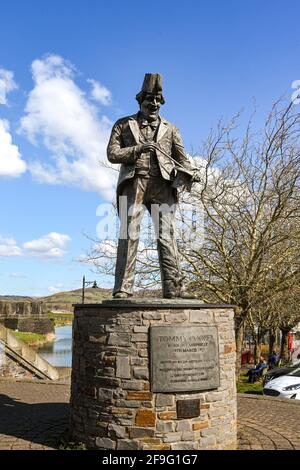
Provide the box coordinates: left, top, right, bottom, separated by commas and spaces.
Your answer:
48, 312, 73, 327
237, 373, 263, 395
13, 331, 50, 347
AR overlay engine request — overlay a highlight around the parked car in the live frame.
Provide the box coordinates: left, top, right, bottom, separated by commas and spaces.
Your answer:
263, 366, 300, 399
263, 361, 300, 385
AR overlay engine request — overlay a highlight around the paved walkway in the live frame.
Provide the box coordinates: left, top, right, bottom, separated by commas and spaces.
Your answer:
0, 379, 70, 450
238, 394, 300, 450
1, 379, 300, 450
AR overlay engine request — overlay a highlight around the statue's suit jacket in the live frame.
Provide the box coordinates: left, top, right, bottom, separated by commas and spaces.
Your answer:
107, 113, 193, 199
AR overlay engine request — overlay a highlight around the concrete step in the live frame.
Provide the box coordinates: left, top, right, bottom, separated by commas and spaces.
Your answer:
0, 324, 60, 381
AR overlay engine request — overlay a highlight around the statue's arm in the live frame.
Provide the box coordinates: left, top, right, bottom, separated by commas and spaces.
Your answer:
171, 127, 193, 169
171, 126, 202, 183
107, 122, 140, 164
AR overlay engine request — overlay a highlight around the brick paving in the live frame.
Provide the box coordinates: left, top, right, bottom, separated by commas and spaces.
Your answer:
0, 379, 70, 450
238, 394, 300, 450
1, 379, 300, 450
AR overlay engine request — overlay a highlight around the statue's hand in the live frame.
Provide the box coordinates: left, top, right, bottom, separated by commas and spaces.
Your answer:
135, 143, 158, 157
140, 142, 158, 153
192, 169, 202, 183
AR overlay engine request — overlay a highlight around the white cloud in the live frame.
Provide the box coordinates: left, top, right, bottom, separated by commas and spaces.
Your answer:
20, 54, 116, 199
0, 232, 70, 258
48, 283, 64, 294
87, 79, 111, 105
0, 236, 22, 256
0, 69, 17, 105
23, 232, 71, 258
0, 119, 27, 177
0, 69, 25, 178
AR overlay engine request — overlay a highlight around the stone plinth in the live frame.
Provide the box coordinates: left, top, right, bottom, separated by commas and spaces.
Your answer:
70, 299, 237, 450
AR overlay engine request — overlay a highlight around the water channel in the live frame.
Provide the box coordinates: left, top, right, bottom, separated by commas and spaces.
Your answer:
37, 325, 72, 367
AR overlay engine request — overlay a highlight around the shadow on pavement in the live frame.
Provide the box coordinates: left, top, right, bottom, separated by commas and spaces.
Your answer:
0, 393, 69, 448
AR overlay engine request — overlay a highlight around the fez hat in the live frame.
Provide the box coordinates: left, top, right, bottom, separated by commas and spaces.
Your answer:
136, 73, 165, 104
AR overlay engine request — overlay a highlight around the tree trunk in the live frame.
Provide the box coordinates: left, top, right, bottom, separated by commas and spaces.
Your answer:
280, 328, 290, 363
268, 328, 276, 355
254, 341, 261, 364
235, 315, 245, 377
255, 327, 267, 363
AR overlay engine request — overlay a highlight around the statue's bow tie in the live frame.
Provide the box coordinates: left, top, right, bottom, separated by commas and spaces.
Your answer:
141, 120, 159, 129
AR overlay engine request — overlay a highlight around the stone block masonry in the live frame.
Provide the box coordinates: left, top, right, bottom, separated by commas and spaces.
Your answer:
0, 300, 54, 334
70, 300, 237, 450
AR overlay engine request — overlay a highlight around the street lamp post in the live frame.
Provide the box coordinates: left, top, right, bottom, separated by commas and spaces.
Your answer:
82, 275, 98, 304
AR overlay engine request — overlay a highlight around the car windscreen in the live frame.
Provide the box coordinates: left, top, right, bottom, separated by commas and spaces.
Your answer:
287, 367, 300, 377
288, 361, 300, 369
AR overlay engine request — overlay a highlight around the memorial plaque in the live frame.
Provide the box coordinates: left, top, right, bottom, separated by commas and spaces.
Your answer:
177, 399, 200, 418
150, 325, 219, 392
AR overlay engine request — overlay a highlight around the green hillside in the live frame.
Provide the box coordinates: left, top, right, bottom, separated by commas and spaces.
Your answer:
40, 287, 161, 305
39, 287, 112, 313
0, 295, 34, 301
1, 286, 162, 315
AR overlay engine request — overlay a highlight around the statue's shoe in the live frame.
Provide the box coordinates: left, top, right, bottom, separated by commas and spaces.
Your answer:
163, 280, 198, 299
113, 292, 131, 299
163, 292, 198, 299
179, 291, 198, 299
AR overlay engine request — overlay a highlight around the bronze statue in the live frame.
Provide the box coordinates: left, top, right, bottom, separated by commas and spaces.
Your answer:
107, 73, 199, 298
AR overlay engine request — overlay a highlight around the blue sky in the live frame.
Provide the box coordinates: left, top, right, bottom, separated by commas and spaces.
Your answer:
0, 0, 299, 296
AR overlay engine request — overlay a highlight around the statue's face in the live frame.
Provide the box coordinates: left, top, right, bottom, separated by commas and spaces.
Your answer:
140, 93, 162, 121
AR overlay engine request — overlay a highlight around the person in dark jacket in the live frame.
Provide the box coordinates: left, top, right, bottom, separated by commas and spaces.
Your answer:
268, 350, 280, 369
246, 357, 268, 383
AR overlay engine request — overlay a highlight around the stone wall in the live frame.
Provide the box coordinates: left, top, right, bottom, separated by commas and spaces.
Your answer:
0, 301, 54, 334
70, 302, 237, 450
2, 317, 54, 334
0, 301, 47, 317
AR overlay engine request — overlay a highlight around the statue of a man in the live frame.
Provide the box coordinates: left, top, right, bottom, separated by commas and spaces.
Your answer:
107, 73, 199, 299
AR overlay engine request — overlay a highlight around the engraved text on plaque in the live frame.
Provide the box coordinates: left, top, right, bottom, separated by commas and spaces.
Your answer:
150, 325, 219, 392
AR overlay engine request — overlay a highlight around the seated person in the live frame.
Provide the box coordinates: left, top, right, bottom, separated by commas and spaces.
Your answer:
246, 356, 268, 383
268, 350, 280, 369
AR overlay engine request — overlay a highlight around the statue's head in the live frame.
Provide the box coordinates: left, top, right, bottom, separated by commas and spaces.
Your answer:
136, 73, 165, 122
